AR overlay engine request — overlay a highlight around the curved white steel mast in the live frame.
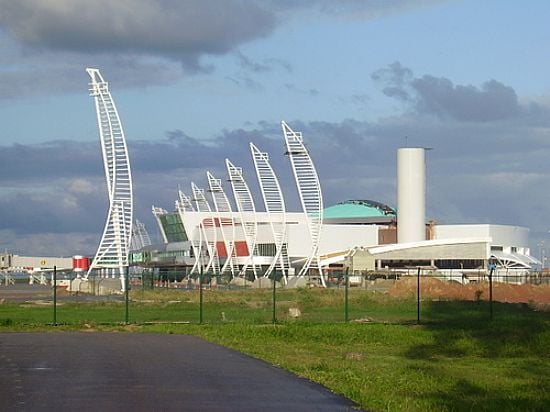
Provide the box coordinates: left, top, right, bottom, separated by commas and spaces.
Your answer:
176, 190, 203, 275
191, 183, 220, 275
130, 219, 152, 251
86, 68, 133, 279
282, 121, 324, 285
207, 171, 236, 277
250, 143, 288, 280
226, 159, 258, 278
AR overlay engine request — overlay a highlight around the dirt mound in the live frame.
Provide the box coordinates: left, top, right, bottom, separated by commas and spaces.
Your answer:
388, 277, 550, 304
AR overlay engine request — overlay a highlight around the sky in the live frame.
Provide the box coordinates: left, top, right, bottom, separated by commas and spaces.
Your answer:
1, 0, 550, 258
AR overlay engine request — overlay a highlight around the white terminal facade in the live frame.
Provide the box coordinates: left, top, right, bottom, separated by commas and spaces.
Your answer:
135, 135, 538, 285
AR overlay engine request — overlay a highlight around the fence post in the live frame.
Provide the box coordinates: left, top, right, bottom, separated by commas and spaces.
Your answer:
199, 271, 203, 324
272, 272, 277, 324
489, 266, 494, 321
53, 265, 57, 326
125, 266, 129, 324
345, 268, 349, 322
417, 266, 421, 324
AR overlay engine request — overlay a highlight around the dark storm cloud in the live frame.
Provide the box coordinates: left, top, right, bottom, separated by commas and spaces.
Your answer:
371, 62, 548, 122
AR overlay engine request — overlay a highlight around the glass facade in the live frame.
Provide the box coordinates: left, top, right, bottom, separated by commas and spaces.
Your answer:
159, 213, 187, 242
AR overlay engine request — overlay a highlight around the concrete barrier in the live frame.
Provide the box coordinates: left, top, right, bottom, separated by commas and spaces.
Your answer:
285, 276, 308, 289
252, 278, 281, 289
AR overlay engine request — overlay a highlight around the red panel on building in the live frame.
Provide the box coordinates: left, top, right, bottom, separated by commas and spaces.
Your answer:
72, 255, 90, 272
216, 242, 228, 257
234, 241, 249, 257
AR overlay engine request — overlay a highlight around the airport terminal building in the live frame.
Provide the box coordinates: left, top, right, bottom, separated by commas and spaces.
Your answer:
130, 134, 538, 285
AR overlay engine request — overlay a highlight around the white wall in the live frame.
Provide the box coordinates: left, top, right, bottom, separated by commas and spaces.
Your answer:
286, 224, 379, 257
434, 224, 530, 254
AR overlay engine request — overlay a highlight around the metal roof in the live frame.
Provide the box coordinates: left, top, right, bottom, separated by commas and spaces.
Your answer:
323, 200, 396, 219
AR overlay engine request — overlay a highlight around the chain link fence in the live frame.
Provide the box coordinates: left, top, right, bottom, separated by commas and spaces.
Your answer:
0, 268, 548, 326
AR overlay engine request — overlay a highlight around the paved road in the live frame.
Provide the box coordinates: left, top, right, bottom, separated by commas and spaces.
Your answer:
0, 333, 359, 411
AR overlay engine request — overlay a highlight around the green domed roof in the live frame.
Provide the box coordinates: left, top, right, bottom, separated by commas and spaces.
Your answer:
324, 200, 396, 219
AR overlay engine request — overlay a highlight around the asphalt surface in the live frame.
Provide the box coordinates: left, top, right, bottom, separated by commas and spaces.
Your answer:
0, 284, 52, 302
0, 283, 124, 303
0, 333, 359, 411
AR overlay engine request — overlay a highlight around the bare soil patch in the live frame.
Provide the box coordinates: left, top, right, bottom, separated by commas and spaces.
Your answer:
388, 277, 550, 304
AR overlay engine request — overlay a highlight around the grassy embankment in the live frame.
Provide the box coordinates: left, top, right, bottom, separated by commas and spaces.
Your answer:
0, 287, 548, 411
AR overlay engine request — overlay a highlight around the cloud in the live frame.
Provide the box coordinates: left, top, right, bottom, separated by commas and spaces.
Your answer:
267, 0, 446, 20
371, 61, 415, 102
0, 0, 276, 69
0, 141, 102, 182
371, 62, 547, 122
0, 1, 446, 99
413, 77, 520, 121
0, 230, 97, 257
225, 52, 292, 91
0, 0, 442, 62
284, 83, 321, 96
225, 75, 264, 91
234, 51, 292, 74
0, 47, 184, 99
0, 0, 276, 98
68, 179, 95, 194
350, 94, 370, 105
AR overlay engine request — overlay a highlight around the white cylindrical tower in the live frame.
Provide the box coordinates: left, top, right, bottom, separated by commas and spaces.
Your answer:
397, 148, 426, 243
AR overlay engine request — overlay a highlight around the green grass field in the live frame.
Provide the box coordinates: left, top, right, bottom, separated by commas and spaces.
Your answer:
0, 288, 548, 411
